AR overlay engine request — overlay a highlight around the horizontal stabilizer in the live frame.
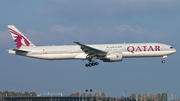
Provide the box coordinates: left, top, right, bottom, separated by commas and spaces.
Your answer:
9, 49, 29, 53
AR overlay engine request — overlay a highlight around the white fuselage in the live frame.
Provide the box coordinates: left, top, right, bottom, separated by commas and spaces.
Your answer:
9, 43, 176, 60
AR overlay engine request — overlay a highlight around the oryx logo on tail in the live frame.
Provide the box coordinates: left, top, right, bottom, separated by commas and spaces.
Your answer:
8, 25, 35, 49
9, 28, 30, 49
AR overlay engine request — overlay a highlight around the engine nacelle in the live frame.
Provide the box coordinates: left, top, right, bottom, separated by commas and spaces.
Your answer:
103, 52, 123, 62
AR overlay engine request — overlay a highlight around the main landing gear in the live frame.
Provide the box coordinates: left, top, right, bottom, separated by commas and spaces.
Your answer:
85, 62, 99, 67
162, 55, 167, 63
85, 56, 99, 67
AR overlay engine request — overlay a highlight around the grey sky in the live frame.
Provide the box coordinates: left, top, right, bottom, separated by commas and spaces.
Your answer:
0, 0, 179, 97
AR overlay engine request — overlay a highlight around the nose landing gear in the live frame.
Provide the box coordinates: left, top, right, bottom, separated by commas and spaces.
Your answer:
162, 55, 167, 63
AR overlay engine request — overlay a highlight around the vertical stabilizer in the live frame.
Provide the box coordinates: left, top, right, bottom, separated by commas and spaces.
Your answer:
8, 25, 36, 49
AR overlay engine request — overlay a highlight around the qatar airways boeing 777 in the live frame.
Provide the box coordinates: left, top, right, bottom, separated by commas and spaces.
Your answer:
8, 25, 176, 67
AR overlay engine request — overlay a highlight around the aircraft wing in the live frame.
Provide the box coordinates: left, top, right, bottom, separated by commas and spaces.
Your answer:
73, 41, 107, 57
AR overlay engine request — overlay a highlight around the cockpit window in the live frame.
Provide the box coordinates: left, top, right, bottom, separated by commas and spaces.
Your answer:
170, 47, 174, 49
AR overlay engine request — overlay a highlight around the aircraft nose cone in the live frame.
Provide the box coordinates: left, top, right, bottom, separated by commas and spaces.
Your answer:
173, 48, 176, 53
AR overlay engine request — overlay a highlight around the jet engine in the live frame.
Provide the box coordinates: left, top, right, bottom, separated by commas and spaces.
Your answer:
102, 52, 123, 62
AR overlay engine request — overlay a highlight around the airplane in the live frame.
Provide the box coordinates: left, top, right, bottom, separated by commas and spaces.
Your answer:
8, 25, 176, 67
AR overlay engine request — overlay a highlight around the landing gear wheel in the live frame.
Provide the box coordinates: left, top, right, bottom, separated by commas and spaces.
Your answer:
95, 62, 99, 65
89, 63, 92, 67
92, 63, 95, 66
162, 60, 165, 63
85, 64, 89, 67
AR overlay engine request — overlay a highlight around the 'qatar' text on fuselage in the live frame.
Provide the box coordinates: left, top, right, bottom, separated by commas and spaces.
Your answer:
127, 46, 160, 53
